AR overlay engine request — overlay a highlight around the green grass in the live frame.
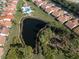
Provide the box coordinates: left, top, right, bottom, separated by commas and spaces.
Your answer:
4, 0, 75, 59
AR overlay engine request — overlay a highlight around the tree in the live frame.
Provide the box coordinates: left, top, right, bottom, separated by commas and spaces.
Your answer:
24, 46, 33, 59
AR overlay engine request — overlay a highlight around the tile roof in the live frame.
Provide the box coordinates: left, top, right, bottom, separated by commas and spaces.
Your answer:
35, 0, 45, 6
0, 15, 13, 21
65, 19, 79, 29
41, 2, 48, 9
45, 6, 61, 14
51, 9, 64, 17
3, 18, 11, 21
1, 27, 9, 34
2, 12, 13, 16
45, 7, 54, 13
5, 15, 14, 19
57, 14, 72, 24
0, 16, 5, 20
0, 20, 12, 28
47, 3, 55, 8
7, 5, 16, 9
3, 7, 15, 11
3, 21, 12, 28
12, 0, 18, 4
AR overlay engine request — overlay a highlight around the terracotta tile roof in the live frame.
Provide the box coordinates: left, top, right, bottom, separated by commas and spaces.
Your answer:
4, 21, 12, 28
2, 12, 13, 16
3, 18, 11, 21
57, 14, 72, 24
3, 7, 15, 11
0, 16, 5, 20
4, 10, 15, 13
51, 6, 61, 12
12, 0, 18, 4
0, 20, 12, 28
7, 5, 16, 9
0, 20, 5, 25
45, 7, 54, 14
52, 9, 64, 17
35, 0, 45, 6
34, 0, 44, 2
41, 2, 48, 9
0, 36, 6, 46
10, 4, 16, 8
0, 48, 4, 57
47, 3, 55, 7
65, 19, 79, 29
5, 15, 14, 19
7, 0, 18, 5
0, 15, 13, 21
1, 27, 9, 34
45, 6, 61, 14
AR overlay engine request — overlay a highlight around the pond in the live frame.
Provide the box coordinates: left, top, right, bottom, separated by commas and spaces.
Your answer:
21, 18, 47, 48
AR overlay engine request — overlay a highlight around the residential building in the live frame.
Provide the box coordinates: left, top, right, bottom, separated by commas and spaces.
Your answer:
65, 19, 79, 29
57, 14, 72, 24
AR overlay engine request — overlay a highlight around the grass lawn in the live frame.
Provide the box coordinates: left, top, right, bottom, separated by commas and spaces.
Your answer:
4, 0, 75, 59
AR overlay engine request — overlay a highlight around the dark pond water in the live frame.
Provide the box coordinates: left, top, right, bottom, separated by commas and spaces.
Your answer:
21, 18, 47, 48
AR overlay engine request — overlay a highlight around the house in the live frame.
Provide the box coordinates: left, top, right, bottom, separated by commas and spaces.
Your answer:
1, 27, 9, 35
6, 0, 12, 3
4, 21, 12, 28
12, 0, 18, 4
0, 26, 9, 36
65, 19, 79, 29
41, 2, 55, 9
34, 0, 45, 7
0, 20, 12, 28
3, 7, 15, 11
7, 5, 16, 9
10, 4, 16, 8
45, 2, 55, 9
41, 1, 48, 10
0, 16, 4, 20
0, 48, 4, 57
5, 15, 14, 20
3, 11, 13, 16
57, 14, 72, 24
0, 35, 6, 46
3, 18, 11, 22
0, 32, 9, 37
51, 9, 64, 17
45, 7, 53, 14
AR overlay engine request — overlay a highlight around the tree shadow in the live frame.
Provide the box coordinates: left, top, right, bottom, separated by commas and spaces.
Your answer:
21, 18, 47, 48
